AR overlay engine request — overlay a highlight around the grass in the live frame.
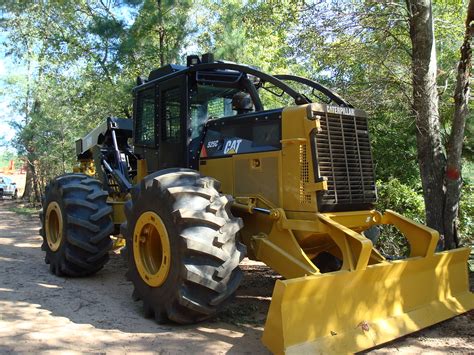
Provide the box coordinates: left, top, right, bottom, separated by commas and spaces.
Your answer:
8, 204, 40, 217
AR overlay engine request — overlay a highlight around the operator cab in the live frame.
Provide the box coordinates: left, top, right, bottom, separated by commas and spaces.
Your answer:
132, 53, 351, 172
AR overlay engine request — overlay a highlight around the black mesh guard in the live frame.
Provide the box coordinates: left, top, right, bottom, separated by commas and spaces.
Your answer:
311, 110, 377, 212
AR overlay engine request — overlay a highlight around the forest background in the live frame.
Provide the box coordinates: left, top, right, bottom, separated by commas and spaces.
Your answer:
0, 0, 472, 255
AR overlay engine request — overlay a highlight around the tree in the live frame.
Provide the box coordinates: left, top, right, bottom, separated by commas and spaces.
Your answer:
294, 2, 422, 184
0, 0, 471, 243
119, 0, 194, 73
407, 0, 473, 248
196, 0, 300, 73
292, 1, 472, 247
1, 1, 130, 200
443, 0, 474, 248
1, 0, 194, 201
407, 0, 446, 242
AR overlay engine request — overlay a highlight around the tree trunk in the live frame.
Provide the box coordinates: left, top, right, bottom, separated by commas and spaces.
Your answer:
22, 157, 40, 203
407, 0, 447, 244
23, 163, 33, 200
443, 0, 474, 249
23, 160, 41, 203
156, 0, 165, 67
28, 159, 41, 203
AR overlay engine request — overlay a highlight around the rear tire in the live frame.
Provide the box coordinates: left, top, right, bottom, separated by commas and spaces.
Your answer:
121, 168, 246, 324
40, 173, 113, 276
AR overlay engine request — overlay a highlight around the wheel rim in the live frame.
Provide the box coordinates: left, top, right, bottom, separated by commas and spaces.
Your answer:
133, 211, 171, 287
45, 202, 63, 252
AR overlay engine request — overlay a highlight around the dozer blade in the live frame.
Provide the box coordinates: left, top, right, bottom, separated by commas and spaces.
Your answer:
262, 247, 474, 354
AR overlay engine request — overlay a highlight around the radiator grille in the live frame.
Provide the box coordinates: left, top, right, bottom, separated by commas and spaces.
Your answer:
299, 145, 312, 205
314, 112, 377, 211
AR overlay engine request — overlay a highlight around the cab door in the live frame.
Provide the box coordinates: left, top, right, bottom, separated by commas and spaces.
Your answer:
134, 86, 159, 172
157, 76, 188, 169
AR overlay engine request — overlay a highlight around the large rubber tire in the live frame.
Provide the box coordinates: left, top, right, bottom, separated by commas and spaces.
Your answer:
121, 169, 246, 324
40, 173, 114, 276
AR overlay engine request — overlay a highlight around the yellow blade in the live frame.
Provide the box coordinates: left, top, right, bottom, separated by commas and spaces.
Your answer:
262, 247, 474, 354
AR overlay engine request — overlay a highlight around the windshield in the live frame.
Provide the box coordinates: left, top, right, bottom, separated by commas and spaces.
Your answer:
190, 84, 254, 139
273, 75, 351, 107
187, 71, 350, 140
257, 79, 337, 109
257, 82, 296, 110
275, 80, 330, 104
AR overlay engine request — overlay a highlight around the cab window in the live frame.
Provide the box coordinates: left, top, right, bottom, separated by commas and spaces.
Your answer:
135, 88, 156, 146
161, 87, 182, 142
189, 84, 254, 140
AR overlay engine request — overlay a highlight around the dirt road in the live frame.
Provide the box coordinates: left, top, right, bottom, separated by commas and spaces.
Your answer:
0, 200, 472, 354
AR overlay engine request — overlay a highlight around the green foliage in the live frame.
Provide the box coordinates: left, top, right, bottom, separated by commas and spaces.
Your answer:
0, 0, 472, 229
197, 0, 301, 73
375, 178, 473, 255
464, 161, 474, 184
291, 1, 471, 187
375, 179, 425, 257
292, 2, 418, 183
369, 110, 420, 185
0, 0, 195, 198
465, 117, 474, 161
376, 179, 425, 222
459, 182, 474, 246
119, 0, 194, 71
0, 151, 21, 168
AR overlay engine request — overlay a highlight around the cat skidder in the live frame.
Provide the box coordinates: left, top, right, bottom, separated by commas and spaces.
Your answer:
40, 54, 474, 353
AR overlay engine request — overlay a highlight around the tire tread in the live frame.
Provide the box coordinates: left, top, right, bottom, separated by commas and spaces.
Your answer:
123, 168, 245, 324
40, 173, 113, 277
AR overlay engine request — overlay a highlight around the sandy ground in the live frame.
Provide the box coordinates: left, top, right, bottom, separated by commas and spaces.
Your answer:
0, 199, 472, 354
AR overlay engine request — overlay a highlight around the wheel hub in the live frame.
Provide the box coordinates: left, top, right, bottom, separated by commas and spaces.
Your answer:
45, 201, 63, 252
133, 211, 171, 287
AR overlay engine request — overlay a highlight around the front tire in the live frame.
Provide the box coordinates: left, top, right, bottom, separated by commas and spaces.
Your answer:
40, 173, 113, 276
122, 169, 246, 323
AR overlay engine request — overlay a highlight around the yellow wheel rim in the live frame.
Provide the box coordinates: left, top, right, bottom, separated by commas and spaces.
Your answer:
133, 211, 171, 287
45, 201, 63, 252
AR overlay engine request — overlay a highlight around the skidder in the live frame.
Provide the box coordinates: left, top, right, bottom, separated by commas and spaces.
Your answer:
41, 54, 474, 353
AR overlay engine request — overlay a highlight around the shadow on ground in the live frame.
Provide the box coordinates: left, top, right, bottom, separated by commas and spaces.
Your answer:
0, 200, 272, 353
1, 199, 473, 354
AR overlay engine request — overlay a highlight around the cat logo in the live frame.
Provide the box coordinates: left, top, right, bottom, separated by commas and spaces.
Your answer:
327, 105, 355, 116
223, 139, 243, 155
